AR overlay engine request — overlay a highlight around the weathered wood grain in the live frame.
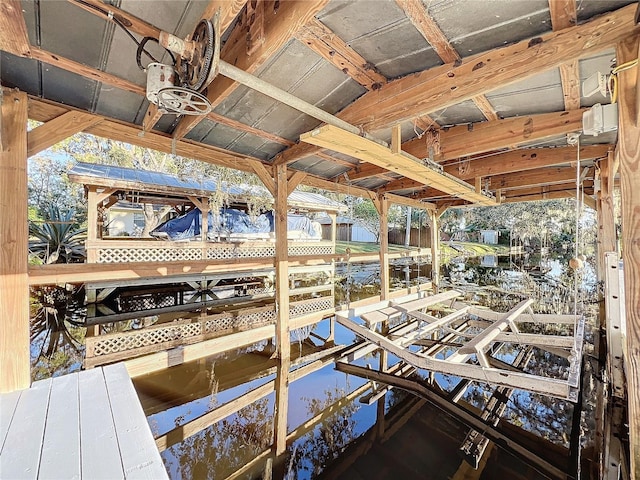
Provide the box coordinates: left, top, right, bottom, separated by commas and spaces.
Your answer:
0, 89, 30, 393
615, 35, 640, 480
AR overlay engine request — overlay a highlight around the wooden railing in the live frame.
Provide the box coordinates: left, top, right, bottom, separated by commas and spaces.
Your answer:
84, 296, 334, 368
86, 239, 334, 263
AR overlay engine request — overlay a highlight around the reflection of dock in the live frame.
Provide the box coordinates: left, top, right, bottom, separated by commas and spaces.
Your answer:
0, 363, 167, 479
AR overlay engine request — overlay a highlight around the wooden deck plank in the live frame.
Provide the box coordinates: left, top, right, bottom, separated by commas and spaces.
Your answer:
39, 373, 80, 480
0, 378, 52, 479
103, 364, 168, 479
79, 368, 125, 479
0, 389, 21, 454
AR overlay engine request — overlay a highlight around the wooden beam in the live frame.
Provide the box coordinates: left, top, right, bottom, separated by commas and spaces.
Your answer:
383, 193, 435, 211
0, 89, 30, 392
596, 151, 617, 281
30, 47, 145, 97
295, 18, 386, 91
208, 112, 294, 146
443, 145, 609, 180
274, 164, 290, 361
27, 111, 101, 157
345, 164, 393, 182
68, 0, 161, 38
0, 0, 30, 57
616, 34, 640, 480
338, 4, 638, 132
173, 0, 330, 140
250, 162, 276, 196
487, 166, 591, 191
404, 110, 586, 161
287, 171, 307, 196
394, 0, 498, 121
301, 125, 496, 205
376, 178, 425, 193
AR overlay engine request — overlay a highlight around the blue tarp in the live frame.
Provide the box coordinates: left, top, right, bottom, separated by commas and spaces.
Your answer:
151, 209, 319, 241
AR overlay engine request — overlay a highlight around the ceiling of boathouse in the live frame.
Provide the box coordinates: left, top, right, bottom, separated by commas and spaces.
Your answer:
1, 0, 635, 208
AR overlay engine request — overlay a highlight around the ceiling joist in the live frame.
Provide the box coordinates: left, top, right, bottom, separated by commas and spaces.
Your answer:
295, 18, 386, 91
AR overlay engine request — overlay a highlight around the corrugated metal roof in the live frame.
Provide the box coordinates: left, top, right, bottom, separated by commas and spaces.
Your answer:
67, 162, 346, 211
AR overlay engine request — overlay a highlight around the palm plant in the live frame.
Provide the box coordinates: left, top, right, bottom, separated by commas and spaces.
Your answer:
29, 207, 86, 263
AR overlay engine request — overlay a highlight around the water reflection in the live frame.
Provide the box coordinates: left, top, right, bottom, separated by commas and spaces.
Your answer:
28, 251, 599, 478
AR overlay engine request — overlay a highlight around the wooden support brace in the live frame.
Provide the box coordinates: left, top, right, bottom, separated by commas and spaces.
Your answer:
250, 162, 276, 197
27, 111, 101, 157
0, 0, 31, 57
287, 171, 307, 196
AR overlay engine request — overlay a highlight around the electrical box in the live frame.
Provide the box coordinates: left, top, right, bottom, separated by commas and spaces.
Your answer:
582, 103, 618, 136
582, 71, 608, 97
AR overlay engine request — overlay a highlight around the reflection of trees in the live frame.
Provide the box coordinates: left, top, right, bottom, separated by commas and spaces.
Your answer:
169, 398, 273, 480
30, 286, 85, 381
287, 387, 360, 478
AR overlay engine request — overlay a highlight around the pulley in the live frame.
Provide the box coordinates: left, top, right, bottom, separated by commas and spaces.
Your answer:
144, 12, 220, 116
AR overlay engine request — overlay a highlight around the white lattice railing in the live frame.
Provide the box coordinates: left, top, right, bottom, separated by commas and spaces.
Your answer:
85, 296, 334, 367
87, 239, 334, 263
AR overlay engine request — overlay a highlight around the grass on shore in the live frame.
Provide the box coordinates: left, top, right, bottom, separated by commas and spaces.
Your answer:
335, 240, 510, 256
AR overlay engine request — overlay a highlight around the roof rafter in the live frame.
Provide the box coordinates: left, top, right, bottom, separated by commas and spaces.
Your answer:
394, 0, 498, 121
295, 18, 386, 91
273, 4, 638, 167
0, 0, 30, 57
340, 4, 638, 132
549, 0, 581, 111
172, 0, 330, 141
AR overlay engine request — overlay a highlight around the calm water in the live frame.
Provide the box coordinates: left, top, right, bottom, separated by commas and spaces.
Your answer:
29, 252, 599, 479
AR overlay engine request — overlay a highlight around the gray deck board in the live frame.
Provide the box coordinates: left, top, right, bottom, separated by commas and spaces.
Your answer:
39, 372, 81, 480
0, 365, 166, 480
103, 363, 168, 479
0, 378, 51, 479
79, 368, 125, 479
0, 389, 21, 454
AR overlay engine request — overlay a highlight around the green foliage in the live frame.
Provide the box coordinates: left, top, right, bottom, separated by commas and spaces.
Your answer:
29, 207, 86, 263
28, 156, 85, 220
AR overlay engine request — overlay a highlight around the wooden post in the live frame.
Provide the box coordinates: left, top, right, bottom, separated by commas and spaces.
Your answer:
273, 357, 290, 456
430, 211, 440, 293
274, 164, 290, 361
0, 89, 30, 392
201, 197, 209, 241
329, 212, 337, 245
596, 150, 617, 284
616, 35, 640, 480
86, 187, 98, 263
378, 195, 390, 301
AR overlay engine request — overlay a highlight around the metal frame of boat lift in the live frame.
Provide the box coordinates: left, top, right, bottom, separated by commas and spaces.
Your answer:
335, 290, 584, 401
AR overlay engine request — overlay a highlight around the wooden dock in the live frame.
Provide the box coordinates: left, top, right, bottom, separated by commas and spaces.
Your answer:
0, 363, 167, 479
